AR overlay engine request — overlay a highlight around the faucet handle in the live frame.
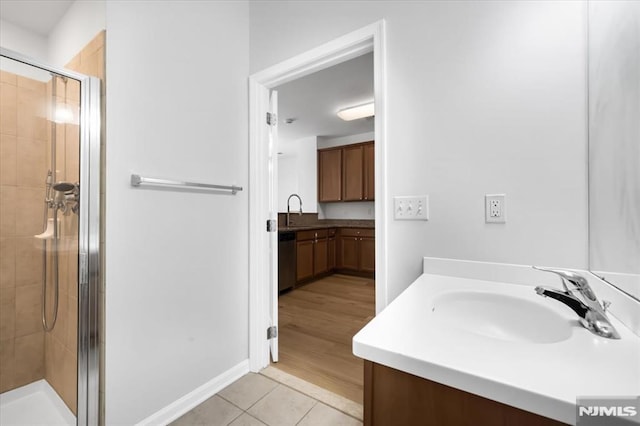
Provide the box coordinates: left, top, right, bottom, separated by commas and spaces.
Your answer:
602, 300, 612, 312
532, 266, 596, 301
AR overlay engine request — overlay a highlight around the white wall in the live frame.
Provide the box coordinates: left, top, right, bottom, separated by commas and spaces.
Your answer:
48, 0, 106, 67
250, 1, 588, 302
0, 19, 49, 80
0, 18, 48, 59
1, 0, 105, 74
277, 136, 318, 213
105, 1, 249, 424
317, 131, 374, 150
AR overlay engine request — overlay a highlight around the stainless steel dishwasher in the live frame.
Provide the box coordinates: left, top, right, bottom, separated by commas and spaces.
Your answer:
278, 231, 296, 292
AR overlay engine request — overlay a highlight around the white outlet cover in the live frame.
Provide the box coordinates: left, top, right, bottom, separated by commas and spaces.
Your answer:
485, 194, 506, 223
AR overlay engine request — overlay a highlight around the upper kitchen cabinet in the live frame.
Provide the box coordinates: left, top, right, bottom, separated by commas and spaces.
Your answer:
318, 148, 342, 202
363, 142, 375, 201
343, 144, 364, 201
318, 141, 374, 203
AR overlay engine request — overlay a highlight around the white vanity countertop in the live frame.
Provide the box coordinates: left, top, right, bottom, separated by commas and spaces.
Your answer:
352, 260, 640, 425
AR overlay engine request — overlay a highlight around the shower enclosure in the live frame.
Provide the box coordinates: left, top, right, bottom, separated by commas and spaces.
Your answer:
0, 49, 100, 425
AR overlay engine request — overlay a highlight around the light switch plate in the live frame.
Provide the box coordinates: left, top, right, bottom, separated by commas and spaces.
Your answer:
485, 194, 506, 223
394, 196, 429, 220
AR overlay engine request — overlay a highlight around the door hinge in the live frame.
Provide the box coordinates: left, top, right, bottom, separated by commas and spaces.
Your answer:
267, 326, 278, 340
266, 112, 277, 126
266, 219, 277, 232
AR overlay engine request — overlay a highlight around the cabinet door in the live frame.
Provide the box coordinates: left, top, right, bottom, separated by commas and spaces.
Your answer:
359, 237, 375, 273
314, 238, 328, 276
338, 235, 359, 270
296, 240, 314, 282
318, 148, 342, 202
363, 142, 375, 201
342, 145, 364, 201
327, 237, 336, 271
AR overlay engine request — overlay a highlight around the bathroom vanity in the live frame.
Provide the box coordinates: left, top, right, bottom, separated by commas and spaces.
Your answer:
353, 258, 640, 426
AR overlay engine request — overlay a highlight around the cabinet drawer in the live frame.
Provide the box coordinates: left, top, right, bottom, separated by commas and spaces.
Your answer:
340, 228, 374, 238
297, 229, 328, 241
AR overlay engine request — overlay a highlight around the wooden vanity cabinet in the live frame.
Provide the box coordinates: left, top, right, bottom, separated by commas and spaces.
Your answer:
364, 361, 567, 426
318, 141, 374, 203
337, 228, 375, 276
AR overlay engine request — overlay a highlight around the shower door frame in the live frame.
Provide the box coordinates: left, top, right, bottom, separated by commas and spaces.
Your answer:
0, 48, 101, 426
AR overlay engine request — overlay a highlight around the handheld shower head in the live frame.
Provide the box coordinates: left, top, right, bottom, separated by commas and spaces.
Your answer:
53, 182, 75, 192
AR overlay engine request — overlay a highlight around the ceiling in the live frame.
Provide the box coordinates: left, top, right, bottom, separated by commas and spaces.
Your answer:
276, 52, 374, 148
0, 0, 74, 36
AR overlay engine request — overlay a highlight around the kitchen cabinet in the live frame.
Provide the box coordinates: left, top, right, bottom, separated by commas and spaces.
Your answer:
363, 142, 375, 201
296, 229, 333, 284
343, 145, 364, 201
318, 141, 374, 203
296, 239, 314, 282
337, 228, 375, 276
318, 149, 342, 202
327, 229, 336, 271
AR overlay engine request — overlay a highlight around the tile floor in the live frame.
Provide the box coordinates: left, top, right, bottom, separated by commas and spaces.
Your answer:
170, 370, 362, 426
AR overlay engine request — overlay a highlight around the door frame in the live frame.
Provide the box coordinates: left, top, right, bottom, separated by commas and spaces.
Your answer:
0, 47, 101, 425
248, 20, 388, 371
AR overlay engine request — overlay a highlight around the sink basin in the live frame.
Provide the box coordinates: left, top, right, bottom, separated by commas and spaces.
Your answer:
430, 291, 573, 344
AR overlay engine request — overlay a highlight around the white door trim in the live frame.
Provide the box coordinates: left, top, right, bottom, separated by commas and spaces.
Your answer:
248, 20, 388, 372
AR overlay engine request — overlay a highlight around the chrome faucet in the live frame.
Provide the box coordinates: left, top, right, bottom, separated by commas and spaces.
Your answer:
286, 193, 303, 227
533, 266, 620, 339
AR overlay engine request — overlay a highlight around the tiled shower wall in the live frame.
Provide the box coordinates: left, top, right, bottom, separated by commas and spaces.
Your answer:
0, 71, 48, 393
0, 69, 81, 414
0, 29, 105, 417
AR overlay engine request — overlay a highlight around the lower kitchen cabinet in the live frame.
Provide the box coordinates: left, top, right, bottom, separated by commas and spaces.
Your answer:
337, 228, 375, 277
328, 229, 337, 271
296, 239, 314, 282
296, 229, 332, 284
294, 227, 374, 285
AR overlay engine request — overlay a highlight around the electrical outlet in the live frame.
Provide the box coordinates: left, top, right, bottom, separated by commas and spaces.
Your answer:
485, 194, 506, 223
394, 196, 429, 220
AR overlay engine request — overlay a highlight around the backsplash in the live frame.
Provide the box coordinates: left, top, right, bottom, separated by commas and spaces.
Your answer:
318, 202, 375, 220
277, 213, 374, 229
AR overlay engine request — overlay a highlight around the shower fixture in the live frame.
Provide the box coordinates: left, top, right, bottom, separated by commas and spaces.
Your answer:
52, 181, 80, 215
40, 73, 78, 331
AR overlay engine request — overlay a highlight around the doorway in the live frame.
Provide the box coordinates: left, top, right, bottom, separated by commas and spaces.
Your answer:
248, 20, 387, 401
273, 51, 376, 402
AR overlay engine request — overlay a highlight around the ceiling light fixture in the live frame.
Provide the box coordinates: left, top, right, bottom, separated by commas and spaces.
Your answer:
337, 102, 375, 121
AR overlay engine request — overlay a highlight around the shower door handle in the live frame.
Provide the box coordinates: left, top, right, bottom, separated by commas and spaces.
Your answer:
79, 252, 89, 287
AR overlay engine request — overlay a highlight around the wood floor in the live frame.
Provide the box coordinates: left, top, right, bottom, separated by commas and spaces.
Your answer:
273, 274, 375, 403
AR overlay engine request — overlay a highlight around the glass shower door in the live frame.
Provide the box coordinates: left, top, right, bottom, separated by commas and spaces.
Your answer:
0, 51, 100, 426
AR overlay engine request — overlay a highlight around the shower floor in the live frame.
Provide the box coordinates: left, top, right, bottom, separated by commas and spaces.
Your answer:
0, 380, 75, 426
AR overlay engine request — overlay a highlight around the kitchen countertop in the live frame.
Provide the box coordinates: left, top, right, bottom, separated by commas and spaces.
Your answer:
278, 224, 374, 232
352, 258, 640, 425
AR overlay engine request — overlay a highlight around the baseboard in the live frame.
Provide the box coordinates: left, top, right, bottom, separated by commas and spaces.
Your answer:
135, 359, 250, 426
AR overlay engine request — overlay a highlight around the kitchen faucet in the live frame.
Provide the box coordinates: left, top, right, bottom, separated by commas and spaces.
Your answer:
286, 193, 303, 227
533, 266, 620, 339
